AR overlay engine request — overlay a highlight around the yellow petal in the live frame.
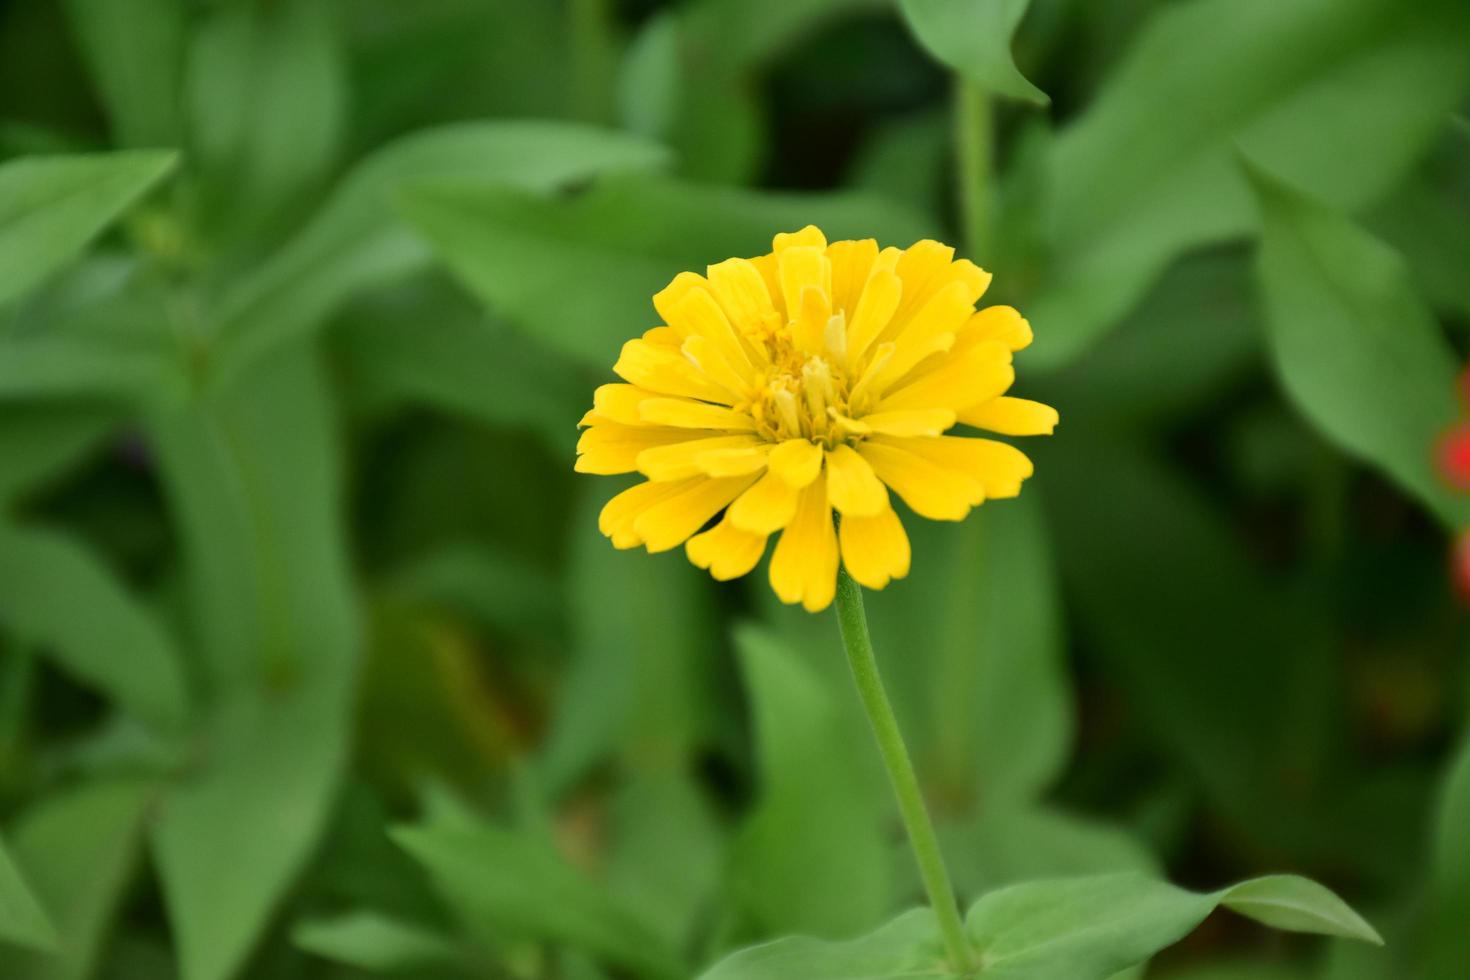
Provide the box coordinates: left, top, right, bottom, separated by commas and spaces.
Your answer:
825, 445, 887, 516
639, 397, 757, 430
599, 478, 699, 548
769, 474, 839, 612
875, 339, 1015, 414
637, 434, 764, 481
773, 225, 827, 253
845, 268, 902, 365
642, 325, 682, 346
593, 383, 661, 426
873, 434, 1034, 499
671, 287, 758, 381
614, 338, 736, 404
890, 244, 990, 337
652, 271, 707, 327
959, 396, 1058, 436
576, 423, 700, 475
791, 284, 832, 354
857, 439, 983, 521
826, 238, 878, 316
681, 334, 753, 400
954, 305, 1032, 354
728, 470, 801, 534
706, 257, 779, 342
686, 512, 769, 581
768, 438, 823, 488
779, 246, 832, 337
879, 278, 974, 354
858, 408, 956, 438
839, 505, 911, 589
633, 474, 759, 553
695, 444, 772, 477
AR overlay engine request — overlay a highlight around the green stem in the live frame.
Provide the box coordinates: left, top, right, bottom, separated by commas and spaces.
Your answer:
954, 77, 994, 260
834, 568, 975, 974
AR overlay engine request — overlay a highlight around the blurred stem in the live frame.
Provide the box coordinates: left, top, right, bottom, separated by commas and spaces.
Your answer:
955, 77, 993, 259
834, 568, 974, 974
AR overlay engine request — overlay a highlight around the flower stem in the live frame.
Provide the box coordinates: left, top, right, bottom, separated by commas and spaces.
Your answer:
954, 77, 993, 260
834, 568, 975, 974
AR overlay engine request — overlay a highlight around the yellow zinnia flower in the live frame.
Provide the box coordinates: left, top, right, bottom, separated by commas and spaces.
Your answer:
576, 225, 1057, 612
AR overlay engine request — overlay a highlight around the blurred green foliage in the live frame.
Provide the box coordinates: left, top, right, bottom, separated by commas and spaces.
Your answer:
0, 0, 1467, 978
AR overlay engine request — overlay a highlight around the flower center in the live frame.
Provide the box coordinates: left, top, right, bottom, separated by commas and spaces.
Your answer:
746, 311, 859, 448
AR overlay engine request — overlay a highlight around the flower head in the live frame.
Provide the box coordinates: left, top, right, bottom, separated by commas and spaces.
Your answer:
576, 226, 1057, 611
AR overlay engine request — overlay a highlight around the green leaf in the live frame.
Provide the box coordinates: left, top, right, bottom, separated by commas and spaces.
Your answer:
1040, 440, 1401, 875
697, 908, 944, 980
335, 279, 583, 455
146, 347, 357, 980
185, 0, 345, 243
0, 151, 175, 306
5, 778, 156, 979
1029, 0, 1470, 366
212, 121, 666, 386
537, 487, 718, 794
0, 522, 188, 731
898, 0, 1048, 104
731, 625, 892, 939
63, 0, 184, 148
398, 174, 933, 369
603, 771, 726, 950
875, 493, 1072, 807
1217, 876, 1382, 943
152, 675, 352, 980
0, 405, 116, 506
1428, 736, 1470, 978
385, 544, 562, 642
392, 818, 683, 980
0, 833, 56, 953
966, 873, 1378, 979
292, 911, 460, 973
938, 803, 1158, 899
1249, 165, 1467, 528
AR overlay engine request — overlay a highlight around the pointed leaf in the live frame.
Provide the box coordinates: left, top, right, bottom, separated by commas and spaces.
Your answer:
292, 912, 459, 973
0, 523, 188, 731
392, 819, 683, 980
0, 151, 175, 306
0, 834, 56, 953
899, 0, 1047, 104
1249, 166, 1467, 527
64, 0, 185, 148
6, 779, 155, 978
1219, 876, 1382, 945
1030, 0, 1470, 366
213, 121, 666, 384
147, 348, 357, 980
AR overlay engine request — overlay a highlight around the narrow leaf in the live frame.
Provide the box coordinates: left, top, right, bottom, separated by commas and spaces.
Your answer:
0, 523, 188, 731
392, 819, 683, 980
0, 151, 175, 306
213, 121, 666, 384
64, 0, 184, 147
0, 834, 56, 953
6, 779, 155, 979
1220, 876, 1383, 945
292, 911, 459, 973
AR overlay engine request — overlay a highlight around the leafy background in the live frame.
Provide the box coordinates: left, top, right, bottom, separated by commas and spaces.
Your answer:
0, 0, 1467, 978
